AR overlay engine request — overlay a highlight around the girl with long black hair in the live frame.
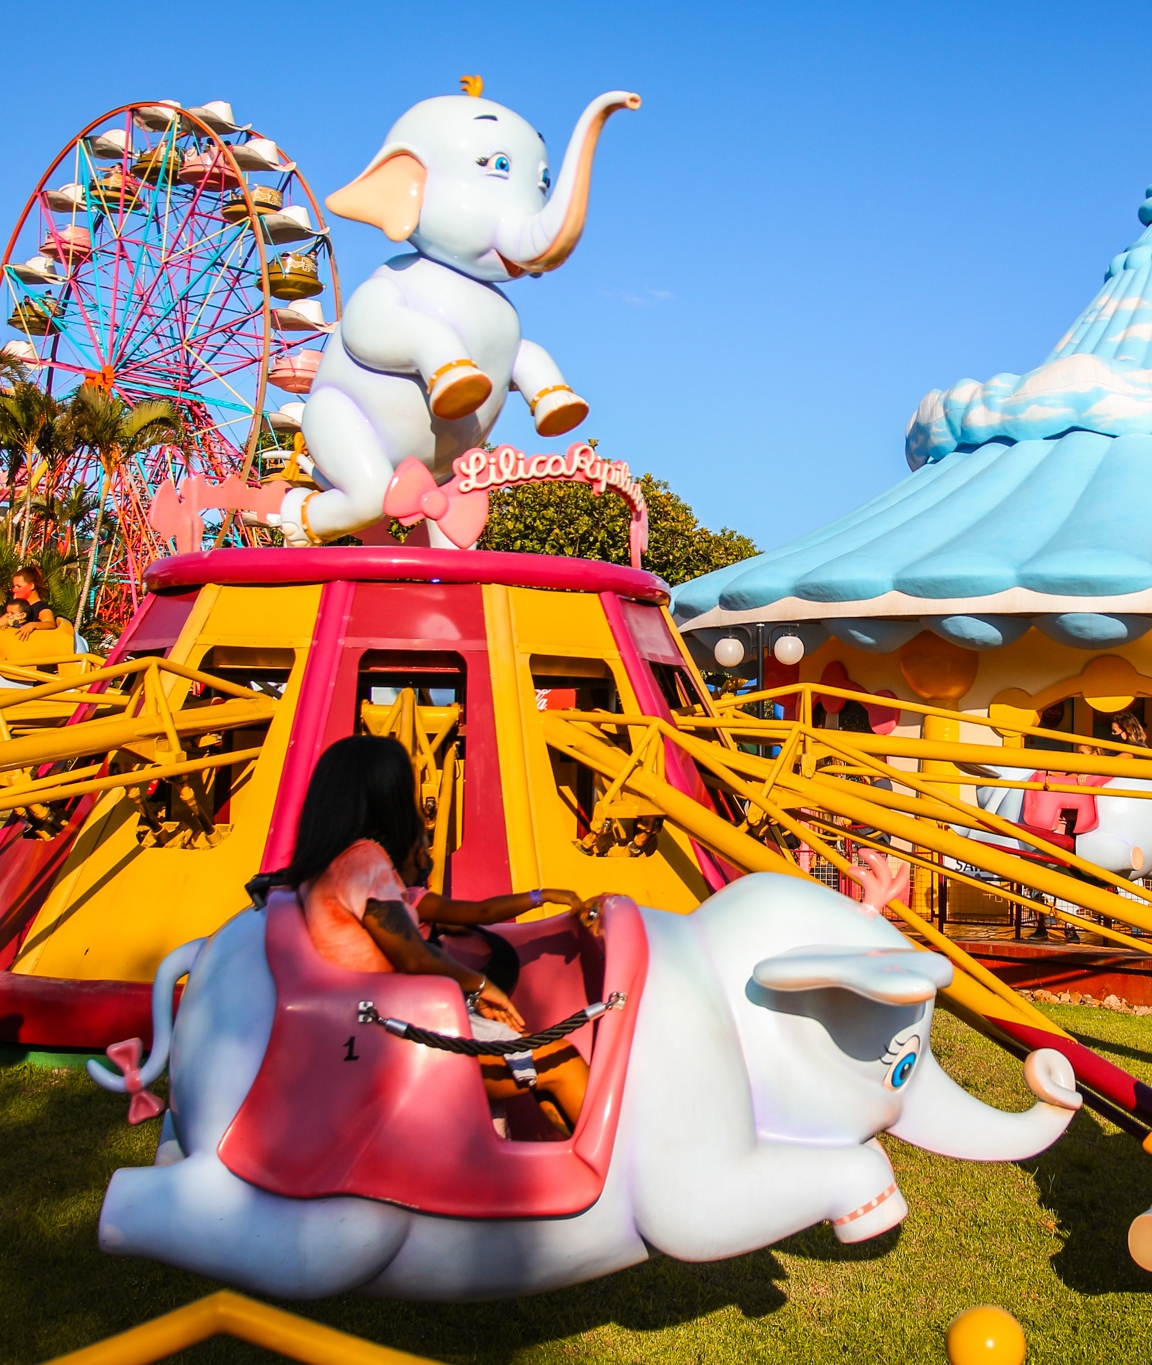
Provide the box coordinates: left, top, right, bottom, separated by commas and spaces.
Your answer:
278, 734, 594, 1135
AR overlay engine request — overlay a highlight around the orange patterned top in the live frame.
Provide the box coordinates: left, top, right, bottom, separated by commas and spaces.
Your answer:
303, 839, 428, 972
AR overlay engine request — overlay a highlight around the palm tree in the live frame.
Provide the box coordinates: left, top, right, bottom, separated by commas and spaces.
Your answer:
67, 387, 184, 635
0, 350, 27, 391
55, 481, 101, 558
0, 382, 64, 557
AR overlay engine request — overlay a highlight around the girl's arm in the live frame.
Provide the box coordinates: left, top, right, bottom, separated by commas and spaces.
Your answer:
362, 896, 524, 1030
418, 887, 583, 926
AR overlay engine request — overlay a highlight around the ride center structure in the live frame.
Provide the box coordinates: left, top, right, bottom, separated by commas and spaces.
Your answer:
2, 543, 1152, 1155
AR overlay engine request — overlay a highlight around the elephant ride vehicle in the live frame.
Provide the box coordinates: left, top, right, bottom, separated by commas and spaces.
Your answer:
89, 862, 1082, 1301
952, 760, 1152, 880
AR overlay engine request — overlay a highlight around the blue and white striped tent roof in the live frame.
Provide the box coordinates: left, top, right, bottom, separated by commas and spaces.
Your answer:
673, 184, 1152, 654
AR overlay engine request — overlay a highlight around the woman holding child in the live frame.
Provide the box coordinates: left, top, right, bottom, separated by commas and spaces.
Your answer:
3, 565, 54, 641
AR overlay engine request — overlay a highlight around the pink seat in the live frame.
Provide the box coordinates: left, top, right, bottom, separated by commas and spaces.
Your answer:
218, 891, 647, 1219
1021, 772, 1103, 837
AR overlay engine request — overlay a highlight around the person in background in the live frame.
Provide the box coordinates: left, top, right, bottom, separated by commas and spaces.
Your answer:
1110, 712, 1147, 748
10, 565, 54, 642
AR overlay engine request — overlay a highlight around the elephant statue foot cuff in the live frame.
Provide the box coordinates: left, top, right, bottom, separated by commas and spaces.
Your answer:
275, 488, 325, 547
428, 361, 493, 421
532, 385, 590, 437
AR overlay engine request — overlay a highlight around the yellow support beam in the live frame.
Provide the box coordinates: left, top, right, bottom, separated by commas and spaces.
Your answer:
541, 712, 1065, 1041
40, 1291, 441, 1365
0, 746, 264, 816
0, 694, 274, 775
540, 714, 798, 878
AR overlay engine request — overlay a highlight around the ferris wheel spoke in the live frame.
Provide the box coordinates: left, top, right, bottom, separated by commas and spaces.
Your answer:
177, 340, 261, 418
163, 234, 263, 367
111, 230, 255, 373
117, 311, 264, 388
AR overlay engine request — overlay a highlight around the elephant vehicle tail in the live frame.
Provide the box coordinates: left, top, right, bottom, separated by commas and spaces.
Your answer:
86, 939, 206, 1119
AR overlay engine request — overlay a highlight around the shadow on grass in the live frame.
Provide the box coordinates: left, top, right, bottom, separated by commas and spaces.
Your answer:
298, 1252, 791, 1365
1064, 1029, 1152, 1069
774, 1222, 901, 1263
1024, 1106, 1152, 1296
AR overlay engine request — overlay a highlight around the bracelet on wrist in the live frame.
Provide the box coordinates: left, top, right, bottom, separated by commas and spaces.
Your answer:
528, 888, 544, 909
466, 975, 487, 1010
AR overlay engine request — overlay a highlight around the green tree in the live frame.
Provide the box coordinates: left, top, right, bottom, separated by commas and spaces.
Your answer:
475, 472, 757, 586
67, 388, 184, 634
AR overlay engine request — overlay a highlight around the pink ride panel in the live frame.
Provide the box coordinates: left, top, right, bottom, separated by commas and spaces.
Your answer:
217, 892, 647, 1218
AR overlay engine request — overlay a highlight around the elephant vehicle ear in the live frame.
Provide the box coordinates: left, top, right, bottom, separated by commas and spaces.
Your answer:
753, 947, 954, 1005
326, 148, 427, 241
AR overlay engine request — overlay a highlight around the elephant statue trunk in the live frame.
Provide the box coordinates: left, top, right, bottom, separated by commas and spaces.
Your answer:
495, 91, 641, 274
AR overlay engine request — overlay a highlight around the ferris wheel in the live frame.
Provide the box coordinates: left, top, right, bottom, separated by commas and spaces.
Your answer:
1, 99, 340, 627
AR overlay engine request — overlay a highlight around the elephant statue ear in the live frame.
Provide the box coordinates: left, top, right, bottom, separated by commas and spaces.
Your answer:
753, 946, 954, 1005
325, 145, 427, 241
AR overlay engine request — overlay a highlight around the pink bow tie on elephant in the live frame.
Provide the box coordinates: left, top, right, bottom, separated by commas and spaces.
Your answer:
382, 458, 489, 548
105, 1038, 166, 1124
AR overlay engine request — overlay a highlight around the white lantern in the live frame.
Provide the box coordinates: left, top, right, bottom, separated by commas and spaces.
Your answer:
773, 633, 805, 665
713, 636, 745, 668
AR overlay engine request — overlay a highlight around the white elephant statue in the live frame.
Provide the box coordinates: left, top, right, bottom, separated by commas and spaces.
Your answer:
954, 763, 1152, 878
274, 83, 640, 546
88, 873, 1080, 1301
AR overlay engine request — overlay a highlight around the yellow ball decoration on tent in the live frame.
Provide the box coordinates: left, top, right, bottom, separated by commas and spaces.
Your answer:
898, 630, 979, 701
946, 1306, 1026, 1365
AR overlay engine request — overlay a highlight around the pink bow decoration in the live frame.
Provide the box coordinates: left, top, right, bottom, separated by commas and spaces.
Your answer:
844, 848, 910, 918
105, 1037, 166, 1125
382, 458, 489, 550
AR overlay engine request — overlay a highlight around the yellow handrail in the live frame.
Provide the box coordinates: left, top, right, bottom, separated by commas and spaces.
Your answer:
718, 679, 1152, 758
39, 1290, 441, 1365
539, 712, 1063, 1040
0, 745, 264, 816
556, 707, 1152, 919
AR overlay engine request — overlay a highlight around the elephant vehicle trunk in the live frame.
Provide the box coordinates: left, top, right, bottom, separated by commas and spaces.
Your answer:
495, 91, 641, 275
887, 1046, 1081, 1160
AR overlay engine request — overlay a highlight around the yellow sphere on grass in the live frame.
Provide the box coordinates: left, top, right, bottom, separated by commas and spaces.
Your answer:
946, 1306, 1026, 1364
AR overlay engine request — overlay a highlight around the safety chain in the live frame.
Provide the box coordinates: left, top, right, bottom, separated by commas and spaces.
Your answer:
356, 992, 628, 1055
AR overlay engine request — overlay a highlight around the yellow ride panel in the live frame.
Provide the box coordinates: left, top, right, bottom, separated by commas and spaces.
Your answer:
483, 584, 711, 914
12, 584, 321, 982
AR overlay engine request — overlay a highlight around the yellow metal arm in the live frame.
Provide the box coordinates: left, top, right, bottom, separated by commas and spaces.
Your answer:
40, 1290, 440, 1365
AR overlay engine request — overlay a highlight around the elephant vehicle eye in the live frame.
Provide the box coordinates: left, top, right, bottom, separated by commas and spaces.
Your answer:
883, 1037, 921, 1091
539, 165, 551, 192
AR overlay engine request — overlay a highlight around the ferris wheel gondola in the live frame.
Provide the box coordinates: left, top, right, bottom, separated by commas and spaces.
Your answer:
1, 99, 340, 628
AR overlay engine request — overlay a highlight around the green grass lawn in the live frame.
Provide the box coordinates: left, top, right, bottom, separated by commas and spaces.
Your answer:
2, 1004, 1152, 1365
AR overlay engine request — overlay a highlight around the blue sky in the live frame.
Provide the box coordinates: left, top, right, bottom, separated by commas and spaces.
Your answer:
3, 1, 1150, 552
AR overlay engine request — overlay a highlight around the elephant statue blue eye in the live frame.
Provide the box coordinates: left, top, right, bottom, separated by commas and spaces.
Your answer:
883, 1037, 920, 1090
539, 166, 551, 192
476, 153, 511, 177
